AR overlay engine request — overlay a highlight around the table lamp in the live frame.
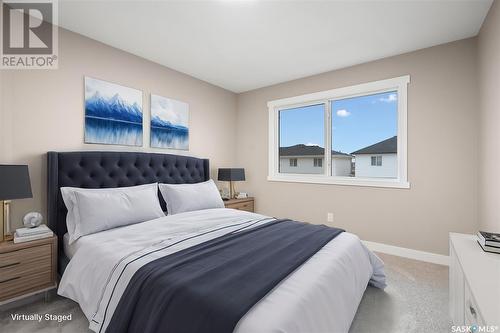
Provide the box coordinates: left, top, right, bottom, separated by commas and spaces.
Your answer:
217, 168, 245, 200
0, 165, 32, 241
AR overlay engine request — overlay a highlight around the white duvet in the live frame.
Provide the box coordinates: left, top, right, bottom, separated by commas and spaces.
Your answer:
58, 208, 386, 333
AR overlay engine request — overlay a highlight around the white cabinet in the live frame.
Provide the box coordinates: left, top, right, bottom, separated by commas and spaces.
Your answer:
449, 233, 500, 326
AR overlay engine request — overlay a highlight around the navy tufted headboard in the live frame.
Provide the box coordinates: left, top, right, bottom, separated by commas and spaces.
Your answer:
47, 151, 209, 271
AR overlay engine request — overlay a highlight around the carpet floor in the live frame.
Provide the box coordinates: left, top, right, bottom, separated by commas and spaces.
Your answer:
0, 252, 450, 333
349, 253, 450, 333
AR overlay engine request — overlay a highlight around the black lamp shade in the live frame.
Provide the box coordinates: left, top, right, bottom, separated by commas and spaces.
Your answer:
0, 165, 32, 200
218, 168, 245, 182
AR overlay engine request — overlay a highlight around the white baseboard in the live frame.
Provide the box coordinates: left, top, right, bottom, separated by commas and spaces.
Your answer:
362, 240, 449, 266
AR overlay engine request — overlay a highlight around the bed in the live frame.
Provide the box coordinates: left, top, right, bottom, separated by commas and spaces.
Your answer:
47, 151, 386, 333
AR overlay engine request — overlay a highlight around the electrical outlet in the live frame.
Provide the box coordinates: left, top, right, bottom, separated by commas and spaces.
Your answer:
327, 212, 334, 223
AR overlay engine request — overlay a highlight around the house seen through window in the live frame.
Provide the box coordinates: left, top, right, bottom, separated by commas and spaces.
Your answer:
278, 91, 398, 179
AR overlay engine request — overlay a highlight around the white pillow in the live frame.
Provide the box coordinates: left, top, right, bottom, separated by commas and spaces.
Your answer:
61, 183, 164, 244
159, 180, 224, 215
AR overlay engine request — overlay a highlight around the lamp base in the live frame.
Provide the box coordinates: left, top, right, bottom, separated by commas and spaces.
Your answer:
229, 181, 239, 199
0, 200, 12, 242
0, 200, 4, 241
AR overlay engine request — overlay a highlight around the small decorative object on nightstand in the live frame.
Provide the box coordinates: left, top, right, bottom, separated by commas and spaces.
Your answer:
23, 212, 44, 228
224, 197, 254, 212
0, 234, 57, 304
218, 168, 245, 199
0, 165, 33, 241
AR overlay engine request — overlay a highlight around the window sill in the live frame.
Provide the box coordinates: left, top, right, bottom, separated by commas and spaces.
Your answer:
267, 174, 410, 189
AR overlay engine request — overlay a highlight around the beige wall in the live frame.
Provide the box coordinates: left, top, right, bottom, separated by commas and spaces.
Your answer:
0, 28, 237, 229
236, 39, 479, 255
2, 21, 493, 256
478, 0, 500, 233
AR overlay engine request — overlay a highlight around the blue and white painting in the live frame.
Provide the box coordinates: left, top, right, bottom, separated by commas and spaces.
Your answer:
150, 94, 189, 150
84, 77, 143, 146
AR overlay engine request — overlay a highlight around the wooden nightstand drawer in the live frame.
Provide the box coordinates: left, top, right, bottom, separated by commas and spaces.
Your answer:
0, 236, 57, 304
0, 269, 52, 301
0, 256, 51, 281
230, 201, 254, 212
0, 243, 51, 267
224, 198, 255, 212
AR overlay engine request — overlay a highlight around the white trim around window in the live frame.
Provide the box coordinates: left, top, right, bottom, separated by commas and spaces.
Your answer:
267, 75, 410, 189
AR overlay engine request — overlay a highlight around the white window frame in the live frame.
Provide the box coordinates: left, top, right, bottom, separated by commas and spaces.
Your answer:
268, 75, 410, 189
289, 158, 297, 167
313, 158, 322, 167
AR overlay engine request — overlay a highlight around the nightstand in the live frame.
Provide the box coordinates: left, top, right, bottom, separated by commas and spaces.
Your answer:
224, 197, 254, 212
0, 235, 57, 304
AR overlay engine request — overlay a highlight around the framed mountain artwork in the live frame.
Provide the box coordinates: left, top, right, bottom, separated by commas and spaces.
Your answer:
150, 94, 189, 150
84, 77, 143, 146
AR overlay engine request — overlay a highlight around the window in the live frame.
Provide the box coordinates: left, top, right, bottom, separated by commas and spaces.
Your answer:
371, 156, 382, 166
279, 104, 324, 174
268, 76, 409, 188
314, 158, 323, 167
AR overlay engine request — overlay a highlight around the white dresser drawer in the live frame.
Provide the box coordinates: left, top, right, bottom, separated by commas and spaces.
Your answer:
464, 280, 485, 326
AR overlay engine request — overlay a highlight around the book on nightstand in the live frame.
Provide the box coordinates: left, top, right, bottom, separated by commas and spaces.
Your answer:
14, 224, 53, 243
477, 241, 500, 254
477, 231, 500, 246
476, 231, 500, 254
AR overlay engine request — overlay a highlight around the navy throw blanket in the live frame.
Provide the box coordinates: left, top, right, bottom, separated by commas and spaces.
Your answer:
105, 219, 344, 333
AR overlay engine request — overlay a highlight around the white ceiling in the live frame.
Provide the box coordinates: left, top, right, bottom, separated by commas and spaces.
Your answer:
58, 0, 493, 93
